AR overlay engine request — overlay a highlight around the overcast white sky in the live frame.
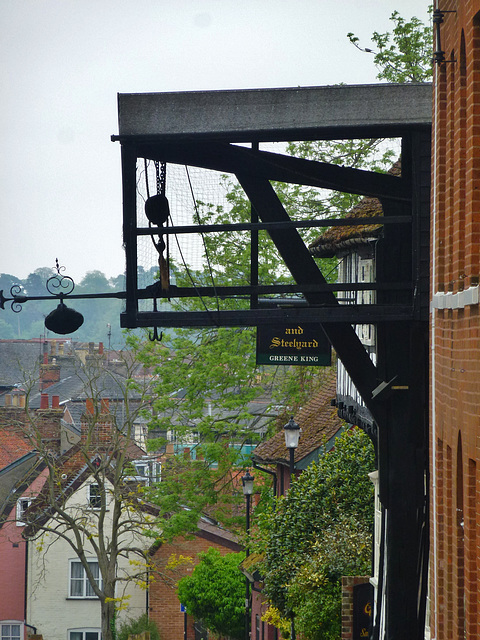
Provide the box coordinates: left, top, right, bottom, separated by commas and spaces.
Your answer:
1, 0, 430, 284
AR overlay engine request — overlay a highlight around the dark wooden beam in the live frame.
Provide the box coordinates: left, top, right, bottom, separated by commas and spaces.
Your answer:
134, 141, 410, 202
121, 305, 413, 328
136, 215, 412, 236
121, 146, 138, 326
372, 130, 430, 640
234, 173, 382, 420
139, 282, 412, 298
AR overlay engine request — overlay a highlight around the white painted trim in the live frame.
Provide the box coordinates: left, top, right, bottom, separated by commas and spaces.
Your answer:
431, 286, 479, 310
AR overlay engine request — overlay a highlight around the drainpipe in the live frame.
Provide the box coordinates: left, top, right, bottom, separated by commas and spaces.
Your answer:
252, 462, 277, 497
431, 1, 440, 635
24, 538, 29, 629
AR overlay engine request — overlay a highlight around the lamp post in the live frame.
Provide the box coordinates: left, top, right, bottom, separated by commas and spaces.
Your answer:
284, 416, 300, 479
283, 417, 300, 640
242, 469, 254, 640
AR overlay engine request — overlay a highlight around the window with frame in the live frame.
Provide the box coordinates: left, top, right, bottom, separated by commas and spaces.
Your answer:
69, 630, 101, 640
1, 624, 21, 640
16, 497, 32, 526
69, 560, 102, 598
87, 483, 102, 509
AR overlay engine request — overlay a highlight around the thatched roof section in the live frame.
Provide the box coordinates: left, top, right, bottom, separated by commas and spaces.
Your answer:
309, 160, 401, 258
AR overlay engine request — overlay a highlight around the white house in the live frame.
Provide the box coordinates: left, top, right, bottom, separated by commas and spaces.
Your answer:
20, 401, 159, 640
25, 476, 152, 640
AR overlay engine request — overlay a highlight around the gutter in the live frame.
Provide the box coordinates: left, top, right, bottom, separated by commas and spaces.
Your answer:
252, 462, 277, 497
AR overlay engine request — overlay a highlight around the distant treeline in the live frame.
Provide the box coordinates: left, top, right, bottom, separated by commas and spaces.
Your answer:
0, 267, 159, 347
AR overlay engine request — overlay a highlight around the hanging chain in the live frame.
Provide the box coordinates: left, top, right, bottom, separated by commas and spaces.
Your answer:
155, 161, 166, 196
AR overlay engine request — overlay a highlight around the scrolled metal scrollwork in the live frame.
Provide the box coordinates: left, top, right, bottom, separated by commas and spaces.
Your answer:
0, 286, 27, 312
9, 284, 27, 313
46, 259, 75, 297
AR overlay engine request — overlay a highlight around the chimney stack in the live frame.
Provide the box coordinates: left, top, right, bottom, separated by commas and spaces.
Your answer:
81, 398, 115, 446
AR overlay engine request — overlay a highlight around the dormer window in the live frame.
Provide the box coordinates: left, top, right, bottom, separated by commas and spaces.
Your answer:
16, 497, 32, 526
87, 484, 102, 509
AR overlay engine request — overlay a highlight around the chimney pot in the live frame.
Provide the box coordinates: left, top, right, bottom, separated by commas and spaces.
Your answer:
40, 394, 49, 410
52, 395, 60, 409
86, 398, 95, 414
100, 398, 109, 413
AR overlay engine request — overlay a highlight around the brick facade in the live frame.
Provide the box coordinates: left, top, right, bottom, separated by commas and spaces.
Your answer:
0, 405, 63, 456
149, 529, 241, 640
431, 2, 480, 638
341, 576, 370, 640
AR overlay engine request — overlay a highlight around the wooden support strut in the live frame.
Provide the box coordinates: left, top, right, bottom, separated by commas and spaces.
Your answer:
235, 172, 382, 423
135, 141, 411, 202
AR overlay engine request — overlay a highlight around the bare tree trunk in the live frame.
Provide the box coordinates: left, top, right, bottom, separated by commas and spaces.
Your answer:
101, 588, 117, 640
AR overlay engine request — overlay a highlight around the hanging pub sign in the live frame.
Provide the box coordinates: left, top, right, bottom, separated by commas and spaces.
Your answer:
256, 323, 331, 366
353, 582, 373, 639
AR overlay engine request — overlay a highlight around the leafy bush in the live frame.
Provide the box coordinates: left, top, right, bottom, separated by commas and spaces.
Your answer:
117, 613, 161, 640
177, 548, 246, 640
257, 428, 375, 639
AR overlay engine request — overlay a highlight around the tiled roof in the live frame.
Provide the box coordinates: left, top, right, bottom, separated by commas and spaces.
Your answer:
252, 368, 342, 466
196, 516, 241, 549
309, 161, 401, 258
0, 429, 34, 468
0, 340, 44, 387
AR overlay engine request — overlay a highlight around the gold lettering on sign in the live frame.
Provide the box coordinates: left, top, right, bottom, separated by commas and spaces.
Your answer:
285, 325, 304, 335
269, 338, 319, 351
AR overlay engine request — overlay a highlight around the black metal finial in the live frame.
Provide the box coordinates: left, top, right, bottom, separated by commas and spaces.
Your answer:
46, 259, 76, 297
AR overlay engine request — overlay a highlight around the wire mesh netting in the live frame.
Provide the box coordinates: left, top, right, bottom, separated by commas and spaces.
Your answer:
136, 160, 233, 287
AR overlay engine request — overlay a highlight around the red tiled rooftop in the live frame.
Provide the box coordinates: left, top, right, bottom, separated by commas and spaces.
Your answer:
0, 430, 34, 468
253, 368, 342, 465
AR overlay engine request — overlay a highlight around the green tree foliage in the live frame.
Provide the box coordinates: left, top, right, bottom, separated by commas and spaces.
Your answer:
348, 8, 433, 83
254, 429, 375, 640
132, 326, 287, 537
133, 7, 433, 545
176, 548, 246, 640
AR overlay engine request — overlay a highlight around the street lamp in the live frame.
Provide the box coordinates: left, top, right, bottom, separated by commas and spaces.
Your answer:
284, 416, 300, 478
283, 418, 300, 640
242, 469, 254, 640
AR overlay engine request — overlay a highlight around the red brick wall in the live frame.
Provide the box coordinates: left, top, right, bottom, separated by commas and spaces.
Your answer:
0, 518, 27, 626
250, 583, 277, 640
149, 533, 242, 640
341, 577, 370, 640
39, 363, 60, 389
80, 399, 115, 446
0, 406, 62, 456
431, 2, 480, 639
